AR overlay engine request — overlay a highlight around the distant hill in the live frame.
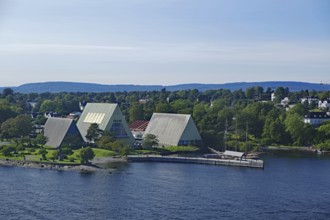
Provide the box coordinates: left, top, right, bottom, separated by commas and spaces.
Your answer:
1, 81, 330, 93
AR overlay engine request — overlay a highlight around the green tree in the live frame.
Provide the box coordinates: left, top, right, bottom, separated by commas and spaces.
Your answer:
318, 91, 330, 101
79, 147, 95, 164
315, 121, 330, 145
2, 88, 14, 98
262, 117, 288, 145
274, 87, 286, 103
120, 146, 131, 156
61, 147, 73, 159
0, 104, 17, 124
111, 140, 126, 152
255, 86, 264, 100
289, 103, 308, 117
1, 145, 15, 156
171, 99, 192, 114
36, 133, 47, 145
96, 131, 115, 149
285, 113, 314, 146
245, 87, 256, 99
50, 150, 59, 161
39, 100, 57, 113
86, 123, 102, 143
1, 115, 32, 139
0, 118, 14, 139
38, 147, 47, 160
14, 115, 32, 137
142, 134, 159, 148
193, 103, 207, 123
128, 102, 144, 122
316, 140, 330, 151
155, 102, 171, 113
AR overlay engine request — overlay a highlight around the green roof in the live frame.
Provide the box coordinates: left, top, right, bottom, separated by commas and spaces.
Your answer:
77, 103, 134, 145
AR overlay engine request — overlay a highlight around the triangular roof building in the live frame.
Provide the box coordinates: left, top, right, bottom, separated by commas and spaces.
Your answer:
143, 113, 202, 147
44, 118, 83, 148
77, 103, 134, 146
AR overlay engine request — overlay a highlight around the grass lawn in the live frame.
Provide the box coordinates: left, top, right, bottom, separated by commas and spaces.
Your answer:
1, 146, 119, 164
71, 148, 117, 158
132, 149, 157, 155
130, 146, 200, 155
163, 146, 199, 152
1, 138, 119, 164
0, 155, 24, 160
91, 148, 117, 157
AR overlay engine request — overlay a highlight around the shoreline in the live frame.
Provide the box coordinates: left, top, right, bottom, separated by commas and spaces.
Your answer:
260, 146, 313, 151
260, 146, 330, 154
0, 158, 116, 172
127, 155, 264, 169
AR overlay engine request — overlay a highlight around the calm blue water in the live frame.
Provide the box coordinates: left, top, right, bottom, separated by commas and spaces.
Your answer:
1, 153, 330, 220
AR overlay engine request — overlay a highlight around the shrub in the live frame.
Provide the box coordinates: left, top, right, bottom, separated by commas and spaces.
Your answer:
79, 147, 95, 164
68, 156, 76, 163
61, 147, 73, 156
1, 145, 15, 156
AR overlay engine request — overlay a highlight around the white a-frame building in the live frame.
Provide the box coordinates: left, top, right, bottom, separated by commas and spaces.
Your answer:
143, 113, 202, 147
77, 103, 134, 146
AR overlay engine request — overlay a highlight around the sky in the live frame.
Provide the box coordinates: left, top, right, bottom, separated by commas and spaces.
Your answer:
0, 0, 329, 86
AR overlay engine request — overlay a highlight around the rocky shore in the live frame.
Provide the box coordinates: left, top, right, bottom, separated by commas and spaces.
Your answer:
0, 158, 113, 172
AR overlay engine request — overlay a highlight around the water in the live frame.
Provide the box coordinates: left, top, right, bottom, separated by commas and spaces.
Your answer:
1, 153, 330, 220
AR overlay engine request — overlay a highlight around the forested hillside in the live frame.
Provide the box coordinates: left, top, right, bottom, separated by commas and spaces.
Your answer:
1, 81, 330, 93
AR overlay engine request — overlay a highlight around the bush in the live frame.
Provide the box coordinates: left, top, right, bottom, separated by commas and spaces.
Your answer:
79, 147, 95, 164
61, 147, 73, 156
111, 140, 126, 152
1, 145, 15, 156
38, 148, 47, 160
52, 150, 59, 160
316, 140, 330, 151
68, 156, 76, 163
15, 144, 25, 152
120, 147, 131, 156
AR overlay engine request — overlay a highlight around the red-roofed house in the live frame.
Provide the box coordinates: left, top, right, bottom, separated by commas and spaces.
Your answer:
129, 120, 149, 140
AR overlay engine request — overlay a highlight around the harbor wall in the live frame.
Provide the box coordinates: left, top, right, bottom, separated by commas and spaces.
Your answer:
127, 155, 264, 169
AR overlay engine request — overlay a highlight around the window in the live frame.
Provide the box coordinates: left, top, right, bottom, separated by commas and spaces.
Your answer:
109, 122, 128, 138
84, 113, 105, 124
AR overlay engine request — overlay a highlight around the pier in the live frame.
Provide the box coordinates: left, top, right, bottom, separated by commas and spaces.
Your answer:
127, 155, 264, 169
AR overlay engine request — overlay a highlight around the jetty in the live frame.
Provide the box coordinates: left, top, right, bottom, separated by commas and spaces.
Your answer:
127, 155, 264, 169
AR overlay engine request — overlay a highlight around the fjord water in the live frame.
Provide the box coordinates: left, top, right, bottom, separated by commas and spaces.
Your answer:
1, 154, 330, 220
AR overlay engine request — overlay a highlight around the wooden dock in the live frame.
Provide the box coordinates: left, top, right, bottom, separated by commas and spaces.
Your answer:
127, 155, 264, 169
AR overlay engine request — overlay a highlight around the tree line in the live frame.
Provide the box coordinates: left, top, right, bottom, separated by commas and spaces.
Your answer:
0, 87, 330, 151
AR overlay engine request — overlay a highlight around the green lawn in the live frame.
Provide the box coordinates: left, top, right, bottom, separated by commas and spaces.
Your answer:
163, 146, 199, 152
91, 148, 117, 157
0, 147, 117, 164
71, 148, 117, 158
131, 149, 157, 155
130, 146, 200, 155
0, 155, 24, 160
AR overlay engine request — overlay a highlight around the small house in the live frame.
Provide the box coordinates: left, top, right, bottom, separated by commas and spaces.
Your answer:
304, 112, 330, 126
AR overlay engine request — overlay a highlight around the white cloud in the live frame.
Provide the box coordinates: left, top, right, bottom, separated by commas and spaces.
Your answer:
1, 41, 329, 65
0, 41, 329, 86
0, 44, 141, 53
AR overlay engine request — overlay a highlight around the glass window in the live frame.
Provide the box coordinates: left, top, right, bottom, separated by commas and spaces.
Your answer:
109, 122, 128, 138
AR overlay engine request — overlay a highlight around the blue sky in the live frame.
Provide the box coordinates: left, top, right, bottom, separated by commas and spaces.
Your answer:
0, 0, 329, 86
